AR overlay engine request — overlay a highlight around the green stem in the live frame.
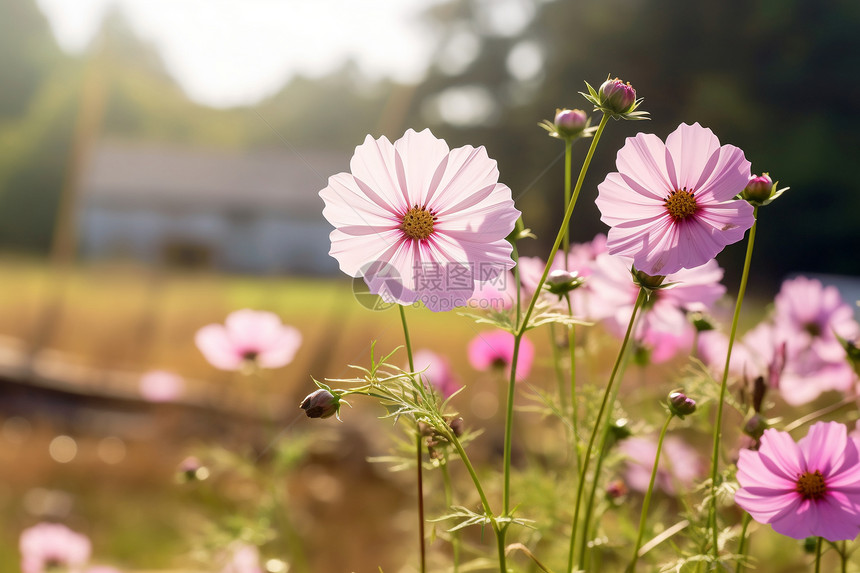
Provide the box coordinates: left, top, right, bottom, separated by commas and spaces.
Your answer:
562, 138, 573, 259
566, 295, 579, 448
441, 462, 461, 573
629, 413, 675, 571
399, 305, 426, 573
735, 513, 752, 573
842, 541, 847, 573
567, 287, 647, 572
815, 537, 822, 573
500, 112, 610, 535
448, 432, 506, 572
517, 114, 610, 336
708, 207, 758, 560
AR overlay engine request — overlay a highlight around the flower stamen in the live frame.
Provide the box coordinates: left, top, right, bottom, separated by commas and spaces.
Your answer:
664, 188, 698, 221
796, 469, 826, 500
401, 205, 436, 240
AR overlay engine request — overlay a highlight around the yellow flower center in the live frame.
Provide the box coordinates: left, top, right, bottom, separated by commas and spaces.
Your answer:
664, 188, 698, 221
795, 470, 826, 500
401, 206, 436, 240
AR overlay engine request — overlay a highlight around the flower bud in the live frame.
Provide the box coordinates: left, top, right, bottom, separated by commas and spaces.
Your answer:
688, 311, 716, 333
545, 269, 584, 296
554, 108, 588, 137
448, 416, 465, 438
742, 174, 774, 203
743, 413, 768, 440
608, 417, 632, 442
606, 479, 628, 501
177, 456, 209, 482
599, 78, 636, 114
631, 268, 666, 291
667, 390, 696, 419
300, 389, 339, 419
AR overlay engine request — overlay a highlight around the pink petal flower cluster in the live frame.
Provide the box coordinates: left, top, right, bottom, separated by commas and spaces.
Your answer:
412, 349, 460, 398
467, 330, 534, 381
589, 254, 726, 363
735, 421, 860, 541
619, 435, 702, 495
20, 523, 92, 573
320, 129, 521, 312
596, 123, 755, 276
138, 370, 185, 402
518, 234, 607, 319
699, 276, 858, 405
195, 309, 302, 371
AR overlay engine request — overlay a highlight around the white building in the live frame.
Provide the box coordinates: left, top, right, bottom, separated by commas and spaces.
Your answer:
79, 141, 347, 274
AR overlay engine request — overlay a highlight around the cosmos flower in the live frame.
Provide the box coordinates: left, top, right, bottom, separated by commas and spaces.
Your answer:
774, 276, 860, 363
19, 523, 91, 573
595, 122, 755, 276
589, 254, 726, 363
413, 349, 460, 398
195, 309, 302, 371
319, 129, 521, 312
467, 330, 534, 381
735, 422, 860, 541
138, 370, 185, 402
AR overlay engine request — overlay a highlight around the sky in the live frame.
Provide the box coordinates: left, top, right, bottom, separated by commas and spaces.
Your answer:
35, 0, 442, 108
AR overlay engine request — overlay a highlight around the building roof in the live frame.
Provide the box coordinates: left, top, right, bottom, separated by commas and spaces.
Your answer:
82, 140, 349, 218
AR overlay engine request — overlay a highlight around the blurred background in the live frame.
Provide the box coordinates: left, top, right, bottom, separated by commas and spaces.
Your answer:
1, 0, 859, 570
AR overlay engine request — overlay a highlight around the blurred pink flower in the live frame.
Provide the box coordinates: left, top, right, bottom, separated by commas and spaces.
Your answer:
195, 309, 302, 371
699, 322, 853, 406
221, 543, 262, 573
20, 523, 91, 573
86, 568, 122, 573
590, 254, 725, 363
519, 234, 607, 319
619, 435, 702, 495
413, 349, 460, 398
596, 122, 754, 276
319, 128, 521, 312
467, 271, 517, 311
138, 370, 185, 402
774, 276, 860, 363
467, 330, 534, 381
735, 422, 860, 541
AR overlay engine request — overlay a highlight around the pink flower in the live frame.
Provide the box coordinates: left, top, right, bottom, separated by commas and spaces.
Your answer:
20, 523, 91, 573
519, 234, 608, 319
413, 349, 460, 398
619, 435, 702, 495
195, 309, 302, 371
467, 330, 534, 381
596, 122, 754, 276
735, 421, 860, 541
467, 271, 517, 311
774, 276, 860, 363
138, 370, 185, 402
319, 129, 521, 312
590, 254, 726, 363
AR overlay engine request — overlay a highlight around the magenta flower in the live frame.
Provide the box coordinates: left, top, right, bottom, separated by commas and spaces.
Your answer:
195, 309, 302, 371
319, 129, 521, 312
20, 523, 91, 573
468, 330, 534, 381
413, 349, 460, 398
596, 123, 755, 276
139, 370, 185, 402
735, 421, 860, 541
